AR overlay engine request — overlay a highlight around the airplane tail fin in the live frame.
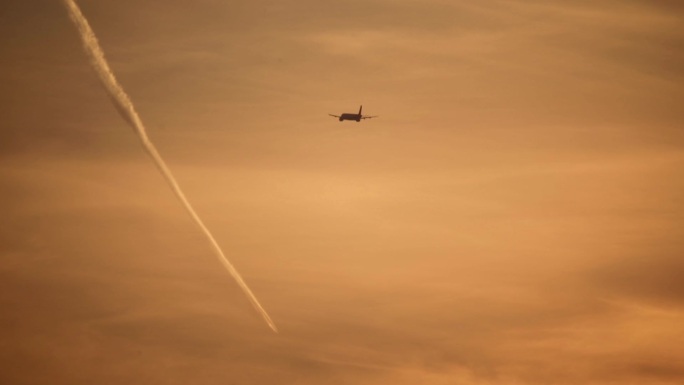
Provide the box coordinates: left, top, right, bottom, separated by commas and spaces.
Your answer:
358, 105, 363, 115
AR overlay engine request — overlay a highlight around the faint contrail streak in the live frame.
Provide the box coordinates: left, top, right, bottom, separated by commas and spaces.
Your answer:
61, 0, 277, 333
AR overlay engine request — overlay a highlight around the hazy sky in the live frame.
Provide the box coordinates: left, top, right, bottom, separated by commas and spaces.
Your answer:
1, 1, 683, 384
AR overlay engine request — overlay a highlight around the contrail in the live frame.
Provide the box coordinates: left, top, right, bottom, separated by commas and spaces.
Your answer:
61, 0, 277, 333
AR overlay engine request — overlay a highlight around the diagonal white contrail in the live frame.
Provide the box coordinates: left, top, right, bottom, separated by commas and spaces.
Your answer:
61, 0, 277, 333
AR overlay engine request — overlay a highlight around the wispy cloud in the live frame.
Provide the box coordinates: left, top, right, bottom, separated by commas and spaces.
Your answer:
60, 0, 277, 332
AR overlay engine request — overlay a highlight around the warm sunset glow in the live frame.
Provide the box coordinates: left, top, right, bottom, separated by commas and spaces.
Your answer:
1, 1, 682, 384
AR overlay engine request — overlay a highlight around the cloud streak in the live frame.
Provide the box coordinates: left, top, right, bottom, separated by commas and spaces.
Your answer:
60, 0, 277, 333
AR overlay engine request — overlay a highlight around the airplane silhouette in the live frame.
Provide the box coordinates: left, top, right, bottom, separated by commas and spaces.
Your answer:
329, 105, 378, 122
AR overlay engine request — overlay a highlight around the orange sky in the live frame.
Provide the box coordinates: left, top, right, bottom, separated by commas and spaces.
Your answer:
1, 1, 683, 384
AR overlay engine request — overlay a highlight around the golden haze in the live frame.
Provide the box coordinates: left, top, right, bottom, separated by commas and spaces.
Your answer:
1, 1, 683, 384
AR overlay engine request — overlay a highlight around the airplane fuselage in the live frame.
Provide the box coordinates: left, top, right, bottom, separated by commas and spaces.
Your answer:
339, 113, 361, 122
329, 105, 376, 122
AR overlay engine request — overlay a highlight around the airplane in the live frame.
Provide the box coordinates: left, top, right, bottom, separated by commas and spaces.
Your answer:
328, 105, 378, 122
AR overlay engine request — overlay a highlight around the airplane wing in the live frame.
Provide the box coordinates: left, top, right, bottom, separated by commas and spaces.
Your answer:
328, 114, 341, 118
361, 115, 378, 119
